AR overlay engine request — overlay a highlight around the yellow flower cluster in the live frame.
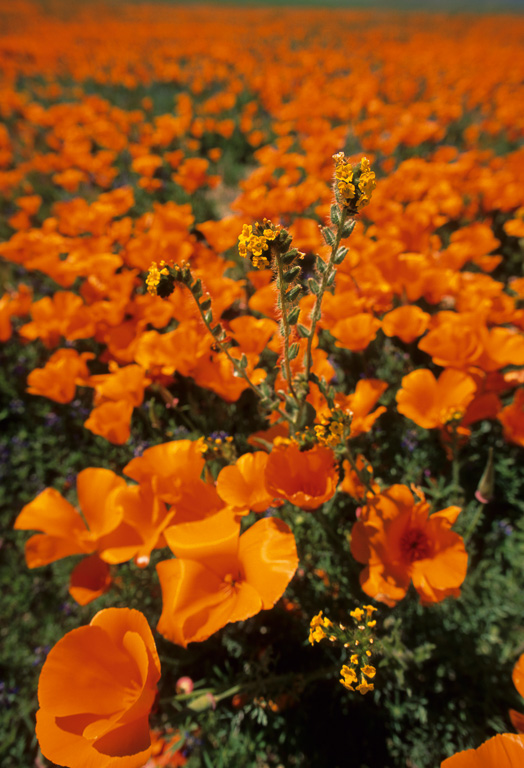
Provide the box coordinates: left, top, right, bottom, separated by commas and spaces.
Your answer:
333, 154, 376, 212
308, 610, 334, 644
313, 408, 352, 449
238, 220, 279, 269
340, 604, 378, 694
309, 605, 378, 696
340, 663, 376, 695
146, 260, 169, 295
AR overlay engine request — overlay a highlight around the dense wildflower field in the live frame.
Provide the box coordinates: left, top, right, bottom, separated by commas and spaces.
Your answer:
2, 2, 524, 767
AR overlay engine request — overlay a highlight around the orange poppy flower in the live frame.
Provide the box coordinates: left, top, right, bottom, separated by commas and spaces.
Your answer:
14, 468, 127, 568
440, 733, 524, 767
84, 400, 134, 445
351, 484, 467, 606
331, 313, 382, 353
382, 305, 430, 344
68, 554, 112, 606
27, 348, 94, 404
264, 441, 338, 511
0, 294, 12, 341
396, 368, 477, 430
509, 654, 524, 733
330, 379, 388, 438
123, 439, 206, 505
216, 452, 279, 512
157, 510, 298, 646
36, 607, 161, 768
101, 484, 176, 568
498, 389, 524, 447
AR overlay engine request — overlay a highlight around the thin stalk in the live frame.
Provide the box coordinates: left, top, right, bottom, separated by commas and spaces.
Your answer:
342, 444, 377, 497
449, 424, 463, 505
275, 253, 299, 402
299, 208, 349, 430
464, 503, 485, 546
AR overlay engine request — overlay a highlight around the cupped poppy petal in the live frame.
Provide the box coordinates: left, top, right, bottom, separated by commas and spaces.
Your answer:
123, 440, 205, 503
24, 533, 90, 568
14, 487, 87, 539
513, 654, 524, 698
509, 709, 524, 733
441, 733, 524, 767
156, 558, 233, 647
77, 468, 127, 539
181, 579, 262, 646
36, 609, 159, 768
171, 479, 227, 524
69, 555, 112, 605
89, 717, 152, 761
97, 523, 145, 565
36, 708, 152, 768
217, 452, 276, 512
359, 563, 409, 607
164, 509, 240, 576
38, 626, 135, 717
238, 517, 298, 608
396, 369, 439, 428
265, 442, 338, 510
90, 608, 161, 683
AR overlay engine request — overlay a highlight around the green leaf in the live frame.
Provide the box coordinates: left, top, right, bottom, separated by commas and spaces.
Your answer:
288, 342, 300, 360
308, 277, 320, 295
316, 257, 327, 274
330, 203, 341, 225
287, 306, 300, 325
333, 246, 348, 265
322, 226, 336, 246
191, 278, 203, 298
286, 285, 301, 303
283, 265, 301, 283
297, 323, 310, 338
341, 219, 356, 238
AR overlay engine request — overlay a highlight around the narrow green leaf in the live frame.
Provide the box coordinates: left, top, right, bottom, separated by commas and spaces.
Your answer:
286, 285, 301, 302
308, 278, 320, 295
322, 226, 336, 246
330, 203, 341, 225
288, 342, 300, 361
287, 306, 300, 325
297, 323, 310, 338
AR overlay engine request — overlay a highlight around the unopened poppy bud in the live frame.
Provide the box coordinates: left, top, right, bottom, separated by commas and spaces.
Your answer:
475, 446, 494, 504
176, 676, 194, 695
187, 692, 216, 712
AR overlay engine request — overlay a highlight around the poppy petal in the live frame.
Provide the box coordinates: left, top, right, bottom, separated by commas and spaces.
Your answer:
238, 517, 298, 608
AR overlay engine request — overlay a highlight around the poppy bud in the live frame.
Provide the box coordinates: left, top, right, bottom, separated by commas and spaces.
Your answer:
176, 676, 194, 695
475, 446, 494, 504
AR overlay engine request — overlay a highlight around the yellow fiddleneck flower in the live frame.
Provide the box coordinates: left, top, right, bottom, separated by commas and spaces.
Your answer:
361, 665, 376, 679
356, 679, 374, 695
340, 665, 358, 691
146, 261, 169, 296
350, 608, 365, 622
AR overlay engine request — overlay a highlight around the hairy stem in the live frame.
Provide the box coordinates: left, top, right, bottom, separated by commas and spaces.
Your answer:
275, 253, 299, 402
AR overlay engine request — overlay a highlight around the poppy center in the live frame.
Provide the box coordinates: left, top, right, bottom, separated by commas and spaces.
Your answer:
400, 527, 431, 562
222, 572, 241, 595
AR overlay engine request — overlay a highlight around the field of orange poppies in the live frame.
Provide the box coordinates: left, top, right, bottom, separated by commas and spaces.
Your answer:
2, 2, 524, 767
